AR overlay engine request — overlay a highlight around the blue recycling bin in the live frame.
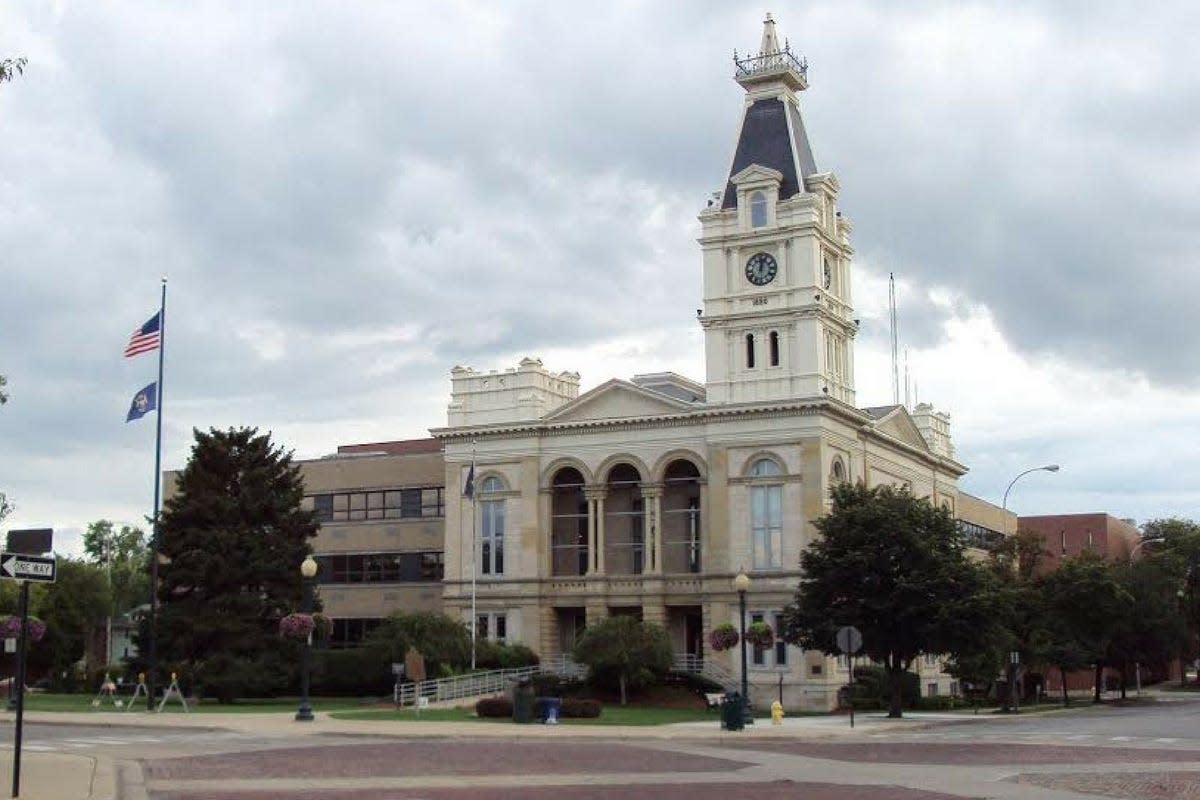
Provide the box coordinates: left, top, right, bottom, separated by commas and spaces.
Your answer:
536, 696, 561, 724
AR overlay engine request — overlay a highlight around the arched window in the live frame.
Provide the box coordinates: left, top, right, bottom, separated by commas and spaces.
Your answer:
750, 191, 768, 227
551, 468, 588, 576
605, 463, 644, 575
663, 459, 703, 573
768, 331, 780, 367
746, 334, 756, 369
831, 459, 845, 483
480, 477, 505, 576
749, 458, 783, 569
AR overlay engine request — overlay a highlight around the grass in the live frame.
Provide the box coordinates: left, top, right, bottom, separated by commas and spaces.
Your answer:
13, 693, 369, 714
331, 704, 721, 726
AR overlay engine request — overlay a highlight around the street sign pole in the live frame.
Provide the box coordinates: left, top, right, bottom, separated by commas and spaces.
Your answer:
11, 579, 29, 799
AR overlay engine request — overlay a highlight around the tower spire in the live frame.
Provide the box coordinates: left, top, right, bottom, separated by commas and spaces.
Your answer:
759, 12, 781, 55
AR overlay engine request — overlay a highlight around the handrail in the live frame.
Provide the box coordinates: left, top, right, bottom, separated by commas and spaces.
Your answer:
393, 655, 589, 707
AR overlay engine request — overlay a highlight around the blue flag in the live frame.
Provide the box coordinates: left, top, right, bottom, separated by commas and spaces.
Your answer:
126, 382, 158, 422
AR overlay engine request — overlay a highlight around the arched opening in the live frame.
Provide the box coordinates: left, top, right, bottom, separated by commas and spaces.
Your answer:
769, 331, 780, 367
831, 459, 846, 484
749, 457, 783, 570
551, 467, 588, 576
604, 463, 644, 575
662, 459, 702, 573
746, 334, 756, 369
479, 476, 505, 575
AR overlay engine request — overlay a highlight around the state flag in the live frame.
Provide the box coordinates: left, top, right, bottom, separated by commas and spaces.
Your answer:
126, 382, 158, 422
463, 463, 476, 499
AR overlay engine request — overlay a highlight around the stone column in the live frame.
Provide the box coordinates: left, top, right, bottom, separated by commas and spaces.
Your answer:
641, 484, 663, 574
586, 487, 607, 575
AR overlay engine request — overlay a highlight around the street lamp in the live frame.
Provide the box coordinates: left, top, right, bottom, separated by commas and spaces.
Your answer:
1001, 464, 1060, 531
733, 570, 752, 725
295, 554, 318, 722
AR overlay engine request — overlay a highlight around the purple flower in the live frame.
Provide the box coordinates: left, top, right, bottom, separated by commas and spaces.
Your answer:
279, 613, 315, 639
708, 623, 740, 652
0, 615, 47, 642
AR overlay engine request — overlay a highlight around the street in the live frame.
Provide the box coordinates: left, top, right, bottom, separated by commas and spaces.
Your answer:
3, 696, 1200, 799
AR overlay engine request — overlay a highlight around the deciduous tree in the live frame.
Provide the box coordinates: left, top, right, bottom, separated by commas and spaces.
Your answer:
782, 483, 996, 718
571, 616, 672, 705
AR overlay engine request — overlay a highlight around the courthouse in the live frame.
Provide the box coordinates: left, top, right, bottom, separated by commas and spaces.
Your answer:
300, 15, 1010, 710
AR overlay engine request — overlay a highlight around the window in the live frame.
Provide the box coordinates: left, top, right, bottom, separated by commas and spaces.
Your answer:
768, 331, 780, 367
750, 459, 783, 569
480, 477, 505, 575
316, 551, 444, 584
750, 191, 767, 227
751, 612, 766, 666
749, 611, 788, 668
476, 612, 508, 643
329, 617, 382, 649
927, 683, 939, 697
774, 612, 787, 666
310, 486, 445, 522
746, 334, 756, 369
831, 459, 845, 483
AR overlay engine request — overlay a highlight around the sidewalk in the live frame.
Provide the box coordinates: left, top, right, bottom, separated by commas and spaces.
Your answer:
0, 752, 116, 800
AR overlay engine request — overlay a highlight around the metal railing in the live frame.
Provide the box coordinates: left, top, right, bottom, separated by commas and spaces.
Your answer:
393, 655, 589, 708
673, 654, 738, 691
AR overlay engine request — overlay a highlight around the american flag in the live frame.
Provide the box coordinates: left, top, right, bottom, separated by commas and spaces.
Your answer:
124, 312, 161, 358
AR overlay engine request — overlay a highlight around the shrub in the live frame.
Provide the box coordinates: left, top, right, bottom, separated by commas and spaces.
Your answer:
560, 697, 602, 718
665, 670, 725, 695
310, 647, 394, 697
845, 665, 920, 710
475, 695, 513, 718
476, 640, 540, 670
913, 694, 959, 711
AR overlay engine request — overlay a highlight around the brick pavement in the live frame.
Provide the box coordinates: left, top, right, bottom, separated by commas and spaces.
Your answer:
153, 780, 982, 800
727, 740, 1200, 765
1018, 770, 1200, 800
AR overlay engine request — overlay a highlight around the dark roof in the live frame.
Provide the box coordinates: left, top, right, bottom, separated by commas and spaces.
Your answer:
862, 405, 902, 420
721, 97, 818, 209
336, 438, 443, 455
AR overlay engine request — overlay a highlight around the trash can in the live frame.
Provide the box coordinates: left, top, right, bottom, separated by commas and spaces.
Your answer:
512, 683, 535, 724
537, 696, 561, 724
721, 691, 744, 731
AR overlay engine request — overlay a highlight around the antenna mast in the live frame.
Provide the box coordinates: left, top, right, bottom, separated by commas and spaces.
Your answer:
889, 273, 899, 405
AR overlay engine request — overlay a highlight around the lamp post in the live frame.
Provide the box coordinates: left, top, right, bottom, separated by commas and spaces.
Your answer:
295, 555, 318, 722
1001, 464, 1060, 532
733, 570, 752, 725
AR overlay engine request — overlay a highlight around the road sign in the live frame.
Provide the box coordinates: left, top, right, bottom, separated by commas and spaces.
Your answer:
835, 625, 863, 655
0, 553, 56, 583
5, 528, 52, 556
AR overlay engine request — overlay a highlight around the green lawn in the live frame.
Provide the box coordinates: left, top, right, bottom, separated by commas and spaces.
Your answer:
13, 693, 369, 714
332, 704, 722, 726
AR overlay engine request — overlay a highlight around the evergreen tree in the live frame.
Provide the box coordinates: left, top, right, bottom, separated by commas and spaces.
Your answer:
782, 482, 997, 718
156, 427, 318, 702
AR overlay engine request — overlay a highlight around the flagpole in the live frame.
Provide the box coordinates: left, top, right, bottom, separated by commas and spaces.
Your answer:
148, 277, 167, 710
469, 440, 477, 671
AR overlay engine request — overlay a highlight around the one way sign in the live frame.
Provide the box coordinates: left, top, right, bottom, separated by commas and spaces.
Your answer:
0, 553, 57, 583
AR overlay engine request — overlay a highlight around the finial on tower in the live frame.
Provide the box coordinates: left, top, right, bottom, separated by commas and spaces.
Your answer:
734, 13, 808, 92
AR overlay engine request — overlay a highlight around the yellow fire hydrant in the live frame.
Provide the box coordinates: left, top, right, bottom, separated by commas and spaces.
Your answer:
771, 700, 784, 725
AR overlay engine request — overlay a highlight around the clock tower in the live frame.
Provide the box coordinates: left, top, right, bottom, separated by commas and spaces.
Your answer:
699, 14, 856, 406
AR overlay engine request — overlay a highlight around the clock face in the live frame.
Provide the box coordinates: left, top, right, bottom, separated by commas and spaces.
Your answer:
745, 252, 778, 286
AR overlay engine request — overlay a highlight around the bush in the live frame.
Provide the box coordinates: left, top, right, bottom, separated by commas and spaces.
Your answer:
665, 670, 725, 695
311, 648, 394, 697
475, 641, 540, 670
475, 695, 513, 717
845, 665, 920, 710
560, 697, 602, 718
913, 695, 959, 711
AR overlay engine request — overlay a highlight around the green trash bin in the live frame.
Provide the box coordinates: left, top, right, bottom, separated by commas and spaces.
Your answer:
720, 691, 744, 731
512, 683, 535, 724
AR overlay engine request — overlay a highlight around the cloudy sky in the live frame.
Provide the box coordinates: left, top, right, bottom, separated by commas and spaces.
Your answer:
3, 1, 1199, 556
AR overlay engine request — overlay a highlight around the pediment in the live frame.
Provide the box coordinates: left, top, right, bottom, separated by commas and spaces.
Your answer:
871, 407, 932, 452
730, 164, 784, 188
543, 379, 696, 423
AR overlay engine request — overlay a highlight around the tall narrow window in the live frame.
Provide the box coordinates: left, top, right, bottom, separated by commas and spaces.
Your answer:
480, 476, 505, 575
746, 334, 756, 369
768, 331, 780, 366
750, 191, 767, 227
749, 458, 783, 569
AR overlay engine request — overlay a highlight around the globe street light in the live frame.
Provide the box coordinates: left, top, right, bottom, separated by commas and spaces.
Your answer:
295, 554, 318, 722
733, 570, 752, 725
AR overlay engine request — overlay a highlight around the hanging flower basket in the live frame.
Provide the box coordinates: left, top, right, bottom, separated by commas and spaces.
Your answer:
0, 615, 46, 642
279, 613, 315, 640
708, 623, 740, 652
746, 621, 775, 649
